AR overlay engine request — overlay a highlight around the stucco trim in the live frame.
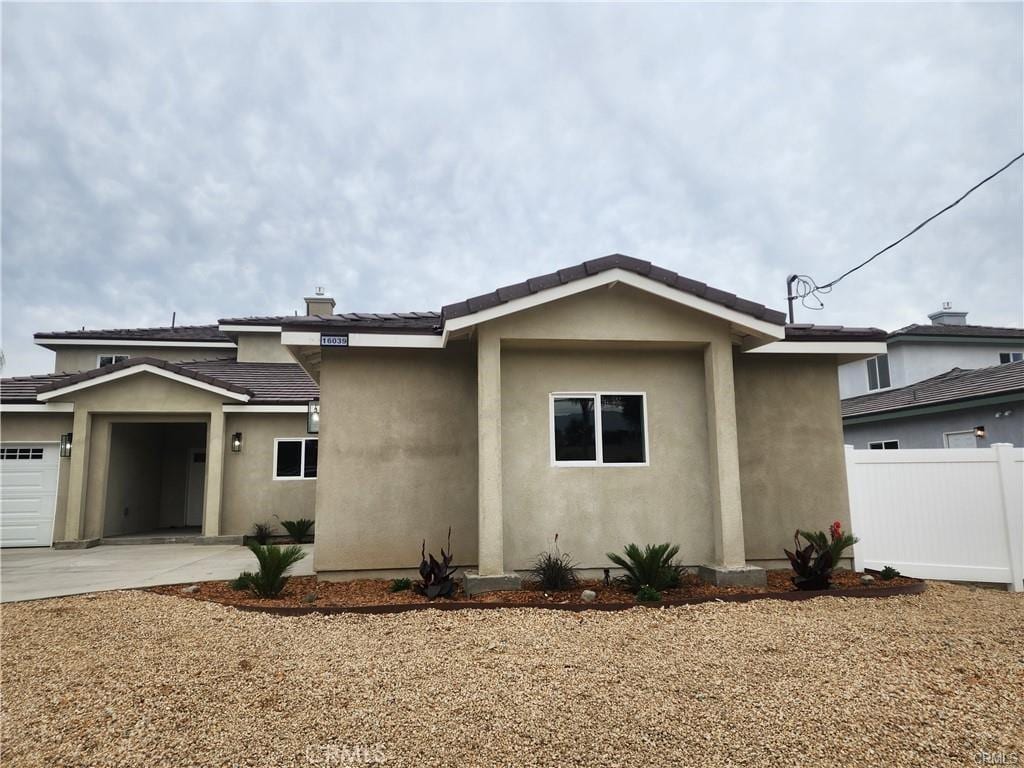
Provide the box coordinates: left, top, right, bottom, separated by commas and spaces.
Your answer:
442, 269, 786, 343
35, 338, 236, 349
0, 403, 75, 413
348, 333, 445, 348
222, 405, 309, 413
282, 331, 321, 346
37, 364, 251, 402
218, 324, 281, 334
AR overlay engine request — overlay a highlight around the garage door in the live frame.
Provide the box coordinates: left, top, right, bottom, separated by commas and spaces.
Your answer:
0, 444, 59, 547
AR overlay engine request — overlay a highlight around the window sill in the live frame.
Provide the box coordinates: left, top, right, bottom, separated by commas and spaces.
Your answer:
551, 462, 649, 468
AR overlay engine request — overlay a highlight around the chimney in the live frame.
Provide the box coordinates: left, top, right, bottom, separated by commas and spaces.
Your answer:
304, 286, 336, 316
928, 301, 968, 326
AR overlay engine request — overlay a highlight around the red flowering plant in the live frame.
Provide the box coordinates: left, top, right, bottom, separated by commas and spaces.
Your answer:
783, 521, 859, 591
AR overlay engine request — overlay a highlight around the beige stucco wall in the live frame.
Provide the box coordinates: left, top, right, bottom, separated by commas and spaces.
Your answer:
103, 423, 164, 536
500, 346, 713, 569
52, 345, 235, 374
235, 333, 294, 364
0, 412, 74, 541
733, 353, 851, 563
313, 344, 478, 575
221, 413, 317, 536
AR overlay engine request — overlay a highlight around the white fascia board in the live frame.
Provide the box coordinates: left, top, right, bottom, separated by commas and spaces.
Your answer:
222, 405, 310, 413
281, 331, 321, 346
348, 333, 444, 348
35, 338, 236, 349
0, 403, 75, 413
441, 268, 786, 342
746, 341, 888, 356
36, 364, 251, 402
218, 324, 282, 334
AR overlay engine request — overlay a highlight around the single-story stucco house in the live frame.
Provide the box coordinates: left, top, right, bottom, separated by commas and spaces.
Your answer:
1, 255, 887, 589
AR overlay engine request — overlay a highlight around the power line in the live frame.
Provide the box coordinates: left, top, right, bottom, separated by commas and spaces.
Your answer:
787, 151, 1024, 322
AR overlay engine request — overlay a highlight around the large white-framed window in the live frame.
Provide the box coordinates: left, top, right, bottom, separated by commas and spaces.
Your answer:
97, 354, 130, 368
866, 354, 891, 391
999, 351, 1023, 364
273, 437, 318, 479
549, 392, 649, 467
868, 440, 899, 450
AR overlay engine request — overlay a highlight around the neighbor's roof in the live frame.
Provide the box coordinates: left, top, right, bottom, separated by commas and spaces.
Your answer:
34, 325, 231, 344
841, 360, 1024, 419
2, 357, 318, 405
784, 324, 887, 342
887, 323, 1024, 341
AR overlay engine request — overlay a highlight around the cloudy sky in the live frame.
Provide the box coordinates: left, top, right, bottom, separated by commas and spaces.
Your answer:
2, 3, 1021, 376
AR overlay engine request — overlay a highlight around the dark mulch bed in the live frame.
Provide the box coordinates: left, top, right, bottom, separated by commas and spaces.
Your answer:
148, 570, 921, 612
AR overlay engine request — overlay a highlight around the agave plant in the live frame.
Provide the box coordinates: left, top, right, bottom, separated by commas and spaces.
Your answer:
275, 516, 315, 543
784, 521, 859, 590
606, 542, 684, 593
245, 543, 307, 598
417, 527, 457, 599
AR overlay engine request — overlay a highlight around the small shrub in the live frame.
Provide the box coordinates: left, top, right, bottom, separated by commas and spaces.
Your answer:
636, 585, 662, 603
784, 521, 859, 590
245, 543, 307, 598
530, 534, 579, 591
880, 566, 901, 581
251, 522, 276, 545
229, 572, 254, 591
275, 516, 314, 543
606, 543, 684, 593
389, 577, 412, 593
416, 527, 457, 599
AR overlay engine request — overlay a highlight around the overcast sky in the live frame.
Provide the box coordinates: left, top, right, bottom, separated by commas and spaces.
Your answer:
2, 3, 1022, 376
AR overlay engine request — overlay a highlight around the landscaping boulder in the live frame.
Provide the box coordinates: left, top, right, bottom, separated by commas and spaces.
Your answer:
581, 589, 597, 603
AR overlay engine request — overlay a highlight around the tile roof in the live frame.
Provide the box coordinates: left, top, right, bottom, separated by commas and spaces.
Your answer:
888, 323, 1024, 340
841, 360, 1024, 419
34, 325, 231, 343
438, 254, 788, 326
282, 312, 441, 334
784, 324, 888, 342
2, 358, 318, 405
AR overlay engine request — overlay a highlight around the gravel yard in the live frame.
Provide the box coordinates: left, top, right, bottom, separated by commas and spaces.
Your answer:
2, 583, 1021, 767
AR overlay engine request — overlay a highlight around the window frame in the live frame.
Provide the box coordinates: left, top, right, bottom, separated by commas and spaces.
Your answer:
97, 354, 130, 368
272, 437, 318, 480
865, 354, 891, 391
868, 440, 900, 450
999, 351, 1023, 364
549, 391, 650, 468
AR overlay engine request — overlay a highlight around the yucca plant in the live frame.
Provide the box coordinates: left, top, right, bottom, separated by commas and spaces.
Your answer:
530, 533, 579, 591
275, 516, 314, 543
606, 542, 684, 593
245, 543, 307, 598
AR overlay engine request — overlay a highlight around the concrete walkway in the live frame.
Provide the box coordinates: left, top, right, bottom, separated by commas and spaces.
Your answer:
0, 543, 315, 603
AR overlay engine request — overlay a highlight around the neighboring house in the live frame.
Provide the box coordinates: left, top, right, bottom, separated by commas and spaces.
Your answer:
1, 254, 887, 589
838, 304, 1024, 400
842, 361, 1024, 450
0, 294, 332, 548
277, 255, 886, 589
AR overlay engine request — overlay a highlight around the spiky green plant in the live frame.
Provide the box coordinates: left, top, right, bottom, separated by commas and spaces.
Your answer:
229, 571, 254, 591
389, 577, 412, 593
606, 543, 684, 593
251, 522, 275, 545
879, 566, 901, 581
529, 534, 579, 591
636, 584, 662, 603
275, 516, 315, 543
245, 543, 307, 598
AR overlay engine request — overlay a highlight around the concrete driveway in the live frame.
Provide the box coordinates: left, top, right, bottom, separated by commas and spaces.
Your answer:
0, 543, 315, 603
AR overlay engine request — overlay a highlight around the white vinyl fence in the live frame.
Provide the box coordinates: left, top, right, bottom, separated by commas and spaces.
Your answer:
845, 443, 1023, 592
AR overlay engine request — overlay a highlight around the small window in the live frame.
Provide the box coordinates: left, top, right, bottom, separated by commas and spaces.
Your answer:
274, 438, 318, 479
868, 440, 899, 450
999, 352, 1023, 364
866, 354, 890, 391
551, 393, 647, 466
97, 354, 130, 368
0, 447, 44, 460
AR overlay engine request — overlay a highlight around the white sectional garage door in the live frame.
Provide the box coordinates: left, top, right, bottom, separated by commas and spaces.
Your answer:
0, 444, 58, 547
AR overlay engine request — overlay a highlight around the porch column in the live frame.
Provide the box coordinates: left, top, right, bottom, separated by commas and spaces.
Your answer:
202, 409, 225, 538
63, 407, 91, 541
703, 339, 747, 568
477, 325, 504, 576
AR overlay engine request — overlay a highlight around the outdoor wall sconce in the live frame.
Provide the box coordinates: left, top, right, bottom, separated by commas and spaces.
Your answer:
307, 399, 320, 434
974, 425, 986, 439
59, 432, 73, 458
231, 432, 243, 453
